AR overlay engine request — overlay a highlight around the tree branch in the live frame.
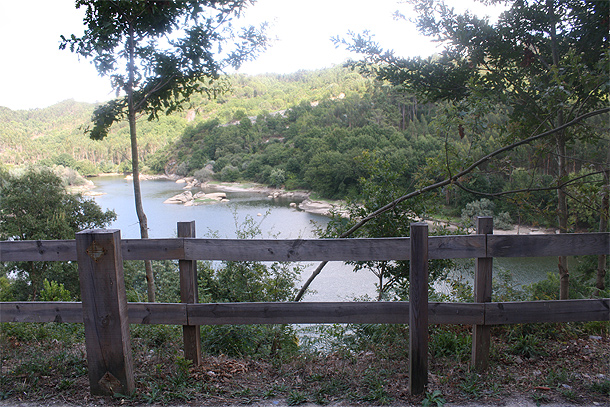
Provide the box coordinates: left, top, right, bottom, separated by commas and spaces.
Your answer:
293, 106, 610, 301
454, 170, 607, 198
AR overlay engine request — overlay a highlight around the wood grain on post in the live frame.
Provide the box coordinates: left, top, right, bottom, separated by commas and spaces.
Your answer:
409, 223, 429, 395
472, 216, 493, 372
76, 229, 134, 396
178, 221, 201, 366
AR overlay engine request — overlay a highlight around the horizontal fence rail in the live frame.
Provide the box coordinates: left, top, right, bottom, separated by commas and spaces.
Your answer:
1, 221, 609, 397
3, 299, 608, 326
1, 232, 608, 262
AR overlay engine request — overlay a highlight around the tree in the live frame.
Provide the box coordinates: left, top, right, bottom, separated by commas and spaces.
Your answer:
60, 0, 268, 301
0, 168, 116, 300
337, 0, 609, 299
318, 152, 452, 301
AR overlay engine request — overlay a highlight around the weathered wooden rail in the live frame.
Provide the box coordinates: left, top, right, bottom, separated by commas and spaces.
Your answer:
1, 218, 608, 396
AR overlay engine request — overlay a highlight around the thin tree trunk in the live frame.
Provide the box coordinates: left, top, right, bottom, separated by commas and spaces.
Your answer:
548, 0, 569, 300
596, 180, 609, 294
556, 134, 569, 300
127, 26, 155, 302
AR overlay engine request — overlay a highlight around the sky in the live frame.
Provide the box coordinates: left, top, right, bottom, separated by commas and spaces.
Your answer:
0, 0, 505, 111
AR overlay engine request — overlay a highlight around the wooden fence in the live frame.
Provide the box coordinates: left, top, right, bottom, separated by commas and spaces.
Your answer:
1, 218, 608, 396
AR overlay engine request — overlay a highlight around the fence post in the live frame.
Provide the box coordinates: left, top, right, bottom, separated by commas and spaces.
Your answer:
472, 216, 493, 371
409, 223, 429, 395
178, 221, 201, 366
76, 229, 135, 396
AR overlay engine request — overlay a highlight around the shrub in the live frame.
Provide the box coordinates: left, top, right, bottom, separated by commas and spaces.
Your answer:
193, 167, 213, 182
175, 161, 190, 177
220, 165, 240, 182
461, 198, 513, 230
268, 168, 286, 188
39, 279, 73, 302
429, 328, 472, 361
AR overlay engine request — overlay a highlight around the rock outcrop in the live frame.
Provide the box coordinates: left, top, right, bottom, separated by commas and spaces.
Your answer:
164, 190, 228, 205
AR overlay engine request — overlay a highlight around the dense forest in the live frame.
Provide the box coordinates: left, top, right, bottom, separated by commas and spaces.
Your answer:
1, 66, 607, 232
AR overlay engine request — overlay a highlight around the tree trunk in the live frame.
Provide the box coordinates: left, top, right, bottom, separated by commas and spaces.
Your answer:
556, 135, 569, 300
596, 181, 609, 294
127, 26, 155, 302
548, 1, 569, 300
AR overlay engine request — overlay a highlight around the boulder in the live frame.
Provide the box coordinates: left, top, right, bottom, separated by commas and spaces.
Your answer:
163, 191, 193, 204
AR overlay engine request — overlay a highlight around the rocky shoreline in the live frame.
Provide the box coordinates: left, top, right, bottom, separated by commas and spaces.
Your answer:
164, 177, 343, 216
81, 175, 557, 233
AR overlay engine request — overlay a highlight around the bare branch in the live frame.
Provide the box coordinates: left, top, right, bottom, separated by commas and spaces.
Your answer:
454, 170, 607, 198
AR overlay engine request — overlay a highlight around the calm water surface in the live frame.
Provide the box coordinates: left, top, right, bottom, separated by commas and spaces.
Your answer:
91, 176, 559, 300
91, 176, 377, 301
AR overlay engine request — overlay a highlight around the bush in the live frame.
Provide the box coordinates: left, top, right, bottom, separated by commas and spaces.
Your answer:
220, 165, 240, 182
53, 166, 88, 186
195, 214, 303, 357
429, 328, 472, 362
461, 198, 513, 230
268, 168, 286, 188
73, 160, 98, 177
193, 167, 213, 182
175, 161, 190, 177
39, 279, 73, 301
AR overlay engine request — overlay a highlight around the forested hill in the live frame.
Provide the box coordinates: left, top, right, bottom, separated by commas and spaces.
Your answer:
0, 100, 94, 164
2, 66, 606, 230
155, 71, 439, 199
0, 66, 438, 197
1, 67, 378, 172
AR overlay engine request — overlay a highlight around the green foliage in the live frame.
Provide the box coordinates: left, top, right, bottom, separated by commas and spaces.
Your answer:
422, 390, 446, 407
0, 168, 115, 299
524, 257, 610, 300
459, 372, 483, 398
338, 0, 610, 250
268, 168, 286, 188
429, 328, 472, 362
461, 198, 513, 230
196, 218, 302, 357
360, 367, 392, 404
0, 168, 115, 240
0, 322, 84, 345
588, 379, 610, 396
287, 390, 308, 405
39, 279, 73, 302
508, 334, 548, 359
319, 151, 452, 299
130, 324, 180, 349
220, 165, 240, 182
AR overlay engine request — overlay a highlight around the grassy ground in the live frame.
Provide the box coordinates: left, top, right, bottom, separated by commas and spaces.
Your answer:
1, 321, 608, 406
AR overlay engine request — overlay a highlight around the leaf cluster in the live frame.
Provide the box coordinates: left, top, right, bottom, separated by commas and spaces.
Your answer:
60, 0, 269, 139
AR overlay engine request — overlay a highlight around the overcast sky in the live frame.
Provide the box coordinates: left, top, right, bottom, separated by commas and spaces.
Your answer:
0, 0, 504, 111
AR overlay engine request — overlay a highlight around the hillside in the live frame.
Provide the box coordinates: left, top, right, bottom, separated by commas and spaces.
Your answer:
1, 66, 607, 230
0, 67, 382, 174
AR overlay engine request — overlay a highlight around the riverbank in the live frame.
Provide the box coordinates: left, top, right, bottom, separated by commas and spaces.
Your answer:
202, 181, 558, 235
85, 175, 558, 235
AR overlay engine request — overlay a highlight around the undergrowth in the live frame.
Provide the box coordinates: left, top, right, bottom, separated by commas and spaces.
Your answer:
1, 253, 608, 405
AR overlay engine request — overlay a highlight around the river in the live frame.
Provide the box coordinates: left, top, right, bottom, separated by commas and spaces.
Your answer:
90, 176, 379, 301
90, 176, 560, 301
